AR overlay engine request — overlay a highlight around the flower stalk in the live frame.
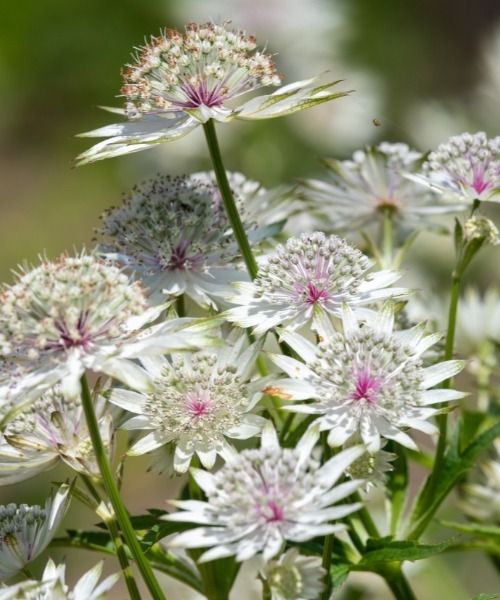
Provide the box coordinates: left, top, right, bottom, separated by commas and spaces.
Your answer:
79, 375, 166, 600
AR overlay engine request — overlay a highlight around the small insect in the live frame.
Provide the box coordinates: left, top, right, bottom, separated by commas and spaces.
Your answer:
372, 118, 382, 126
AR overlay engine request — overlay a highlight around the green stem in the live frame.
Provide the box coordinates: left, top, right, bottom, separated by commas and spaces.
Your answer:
175, 294, 185, 318
203, 119, 258, 279
80, 475, 141, 600
380, 565, 417, 600
79, 375, 166, 600
320, 437, 334, 599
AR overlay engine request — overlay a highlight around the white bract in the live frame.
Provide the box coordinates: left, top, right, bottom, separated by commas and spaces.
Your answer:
76, 21, 350, 165
269, 305, 465, 451
0, 388, 112, 484
109, 331, 267, 472
0, 558, 118, 600
97, 172, 293, 309
163, 423, 365, 562
0, 484, 70, 581
225, 232, 406, 335
460, 439, 500, 523
0, 252, 216, 401
300, 142, 466, 232
409, 132, 500, 203
344, 439, 396, 491
260, 548, 326, 600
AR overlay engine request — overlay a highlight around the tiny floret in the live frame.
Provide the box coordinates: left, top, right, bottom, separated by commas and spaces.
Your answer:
463, 215, 500, 246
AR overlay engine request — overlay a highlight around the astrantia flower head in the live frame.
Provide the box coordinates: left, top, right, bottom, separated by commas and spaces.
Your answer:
411, 132, 500, 203
76, 22, 350, 165
109, 330, 267, 472
300, 142, 467, 233
163, 423, 365, 562
226, 232, 406, 334
260, 548, 325, 600
97, 172, 292, 309
0, 484, 70, 581
344, 439, 395, 491
463, 215, 500, 246
460, 439, 500, 523
0, 558, 118, 600
0, 387, 112, 484
269, 305, 465, 451
0, 252, 217, 400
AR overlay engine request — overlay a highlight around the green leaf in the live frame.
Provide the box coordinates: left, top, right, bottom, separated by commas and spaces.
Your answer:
408, 421, 500, 539
330, 563, 350, 590
440, 520, 500, 542
471, 595, 500, 600
358, 539, 454, 567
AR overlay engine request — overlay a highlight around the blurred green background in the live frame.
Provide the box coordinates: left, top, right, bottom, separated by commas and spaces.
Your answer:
1, 0, 499, 598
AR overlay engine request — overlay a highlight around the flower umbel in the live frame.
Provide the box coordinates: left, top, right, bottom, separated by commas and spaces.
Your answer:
260, 548, 326, 600
269, 305, 465, 451
163, 423, 365, 562
410, 132, 500, 203
76, 22, 350, 165
0, 558, 118, 600
0, 252, 216, 400
0, 484, 70, 581
109, 330, 267, 472
300, 142, 467, 233
226, 232, 406, 334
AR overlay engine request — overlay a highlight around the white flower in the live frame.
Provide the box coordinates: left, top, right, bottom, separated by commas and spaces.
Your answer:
163, 423, 365, 562
260, 548, 325, 600
76, 21, 350, 165
0, 387, 112, 484
97, 172, 294, 309
460, 439, 500, 523
268, 305, 465, 451
463, 215, 500, 246
0, 558, 118, 599
409, 132, 500, 203
0, 484, 70, 581
109, 330, 268, 472
300, 142, 467, 233
225, 232, 406, 335
0, 252, 216, 401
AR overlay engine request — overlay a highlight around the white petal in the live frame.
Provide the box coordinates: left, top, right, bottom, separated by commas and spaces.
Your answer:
422, 360, 465, 388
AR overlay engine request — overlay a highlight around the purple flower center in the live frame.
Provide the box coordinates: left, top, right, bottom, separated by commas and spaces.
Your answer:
264, 500, 284, 523
175, 81, 227, 109
48, 311, 93, 351
351, 369, 381, 404
185, 390, 212, 419
471, 166, 491, 195
167, 240, 203, 271
304, 283, 330, 305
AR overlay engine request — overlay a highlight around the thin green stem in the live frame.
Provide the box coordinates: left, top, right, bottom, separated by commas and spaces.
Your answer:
320, 437, 334, 599
175, 294, 185, 318
80, 475, 141, 600
380, 565, 417, 600
79, 375, 166, 600
203, 119, 258, 279
357, 500, 380, 539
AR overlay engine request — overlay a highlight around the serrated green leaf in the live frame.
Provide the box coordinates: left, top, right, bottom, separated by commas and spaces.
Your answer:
330, 563, 350, 590
358, 539, 454, 566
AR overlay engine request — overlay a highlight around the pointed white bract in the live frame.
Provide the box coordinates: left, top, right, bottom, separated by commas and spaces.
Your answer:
0, 252, 217, 402
76, 22, 350, 165
109, 330, 268, 472
300, 142, 467, 233
97, 172, 294, 309
269, 306, 465, 451
260, 548, 326, 600
460, 439, 500, 523
409, 132, 500, 203
0, 484, 71, 581
163, 423, 365, 561
0, 558, 118, 599
0, 387, 112, 484
225, 232, 406, 335
344, 439, 396, 492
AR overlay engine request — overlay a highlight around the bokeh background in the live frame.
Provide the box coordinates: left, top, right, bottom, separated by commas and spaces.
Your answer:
1, 0, 499, 598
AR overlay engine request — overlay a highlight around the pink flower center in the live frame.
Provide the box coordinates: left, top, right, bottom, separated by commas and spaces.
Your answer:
176, 81, 226, 109
471, 166, 490, 195
47, 311, 93, 351
167, 240, 203, 271
305, 283, 330, 305
185, 390, 212, 419
351, 369, 381, 405
263, 500, 284, 523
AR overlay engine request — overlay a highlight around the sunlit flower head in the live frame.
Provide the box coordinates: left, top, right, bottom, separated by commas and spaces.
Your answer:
0, 558, 118, 600
410, 132, 500, 203
97, 172, 293, 309
460, 439, 500, 523
0, 252, 216, 400
0, 387, 112, 484
0, 484, 70, 581
226, 232, 406, 335
76, 22, 350, 165
260, 548, 325, 600
163, 423, 365, 562
109, 330, 267, 472
300, 142, 467, 233
269, 305, 465, 451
